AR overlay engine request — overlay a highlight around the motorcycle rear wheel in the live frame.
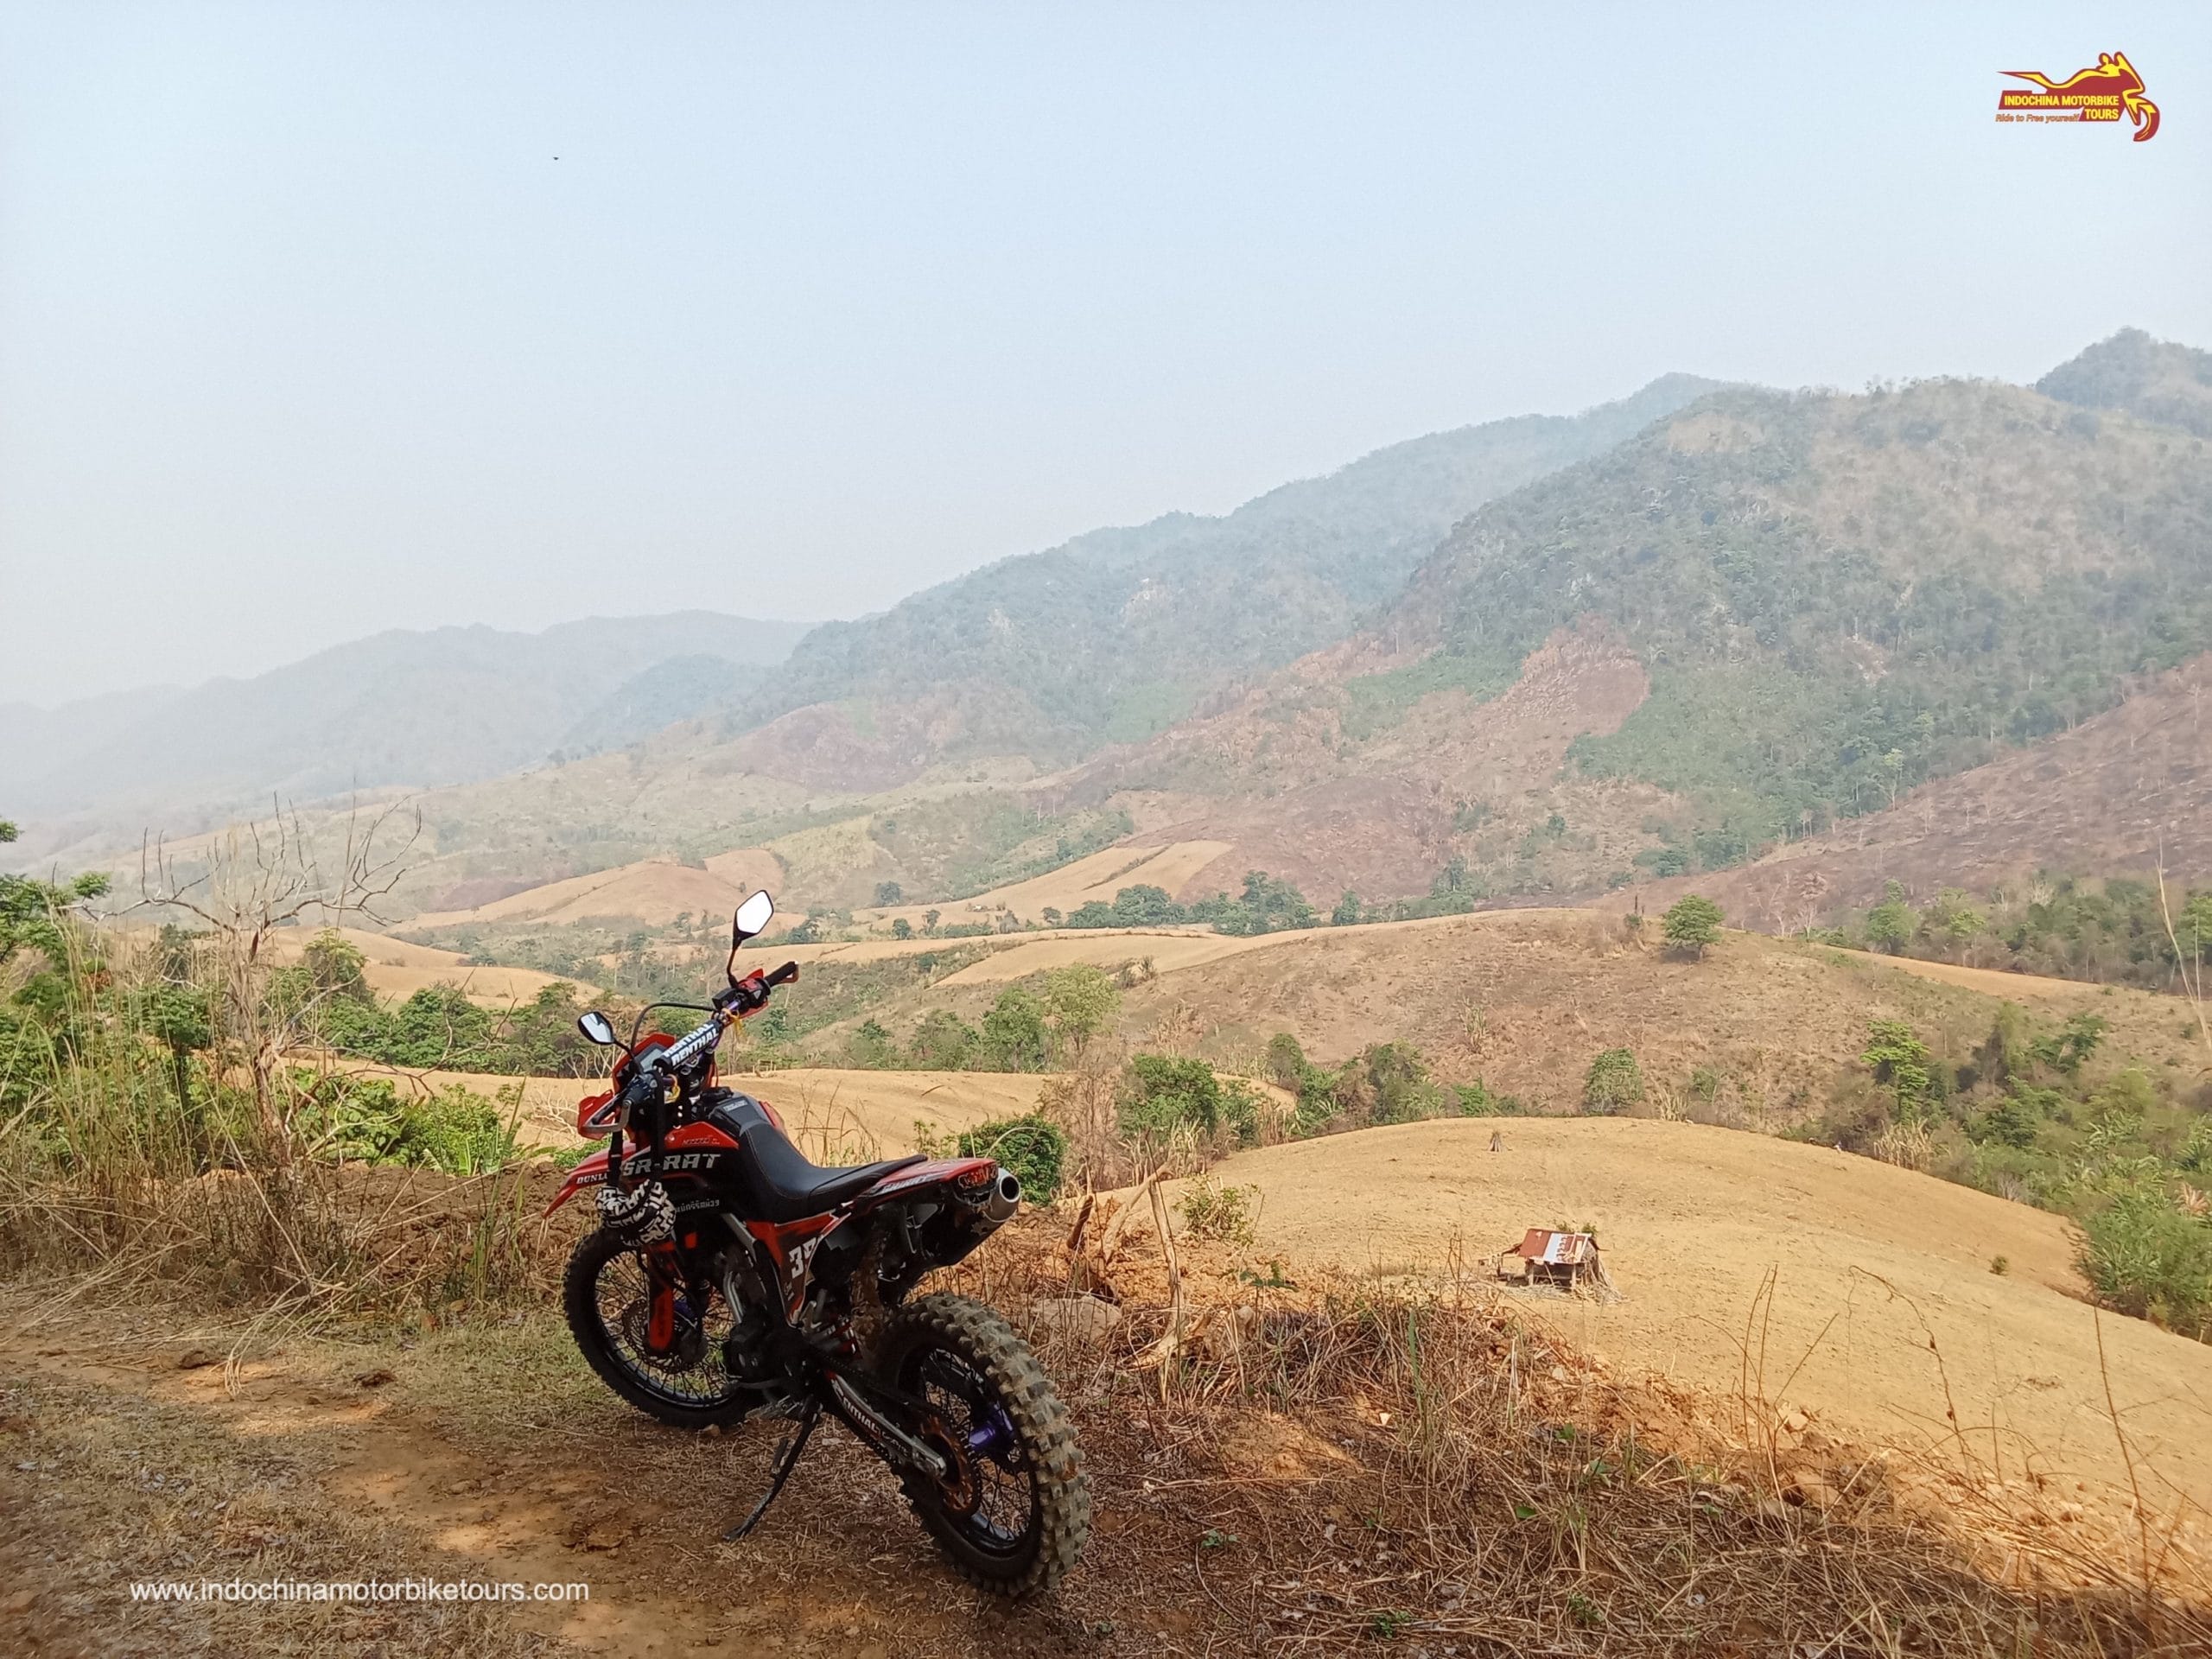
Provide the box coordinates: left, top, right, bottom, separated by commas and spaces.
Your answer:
563, 1227, 756, 1428
874, 1292, 1090, 1598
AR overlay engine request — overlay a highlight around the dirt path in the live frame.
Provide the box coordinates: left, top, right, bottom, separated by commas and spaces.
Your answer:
0, 1295, 1132, 1658
1831, 948, 2129, 1002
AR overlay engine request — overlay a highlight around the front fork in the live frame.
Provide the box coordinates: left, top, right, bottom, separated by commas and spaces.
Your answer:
643, 1240, 683, 1355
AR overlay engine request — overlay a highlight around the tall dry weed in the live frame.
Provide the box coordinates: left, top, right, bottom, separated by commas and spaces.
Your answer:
950, 1213, 2211, 1653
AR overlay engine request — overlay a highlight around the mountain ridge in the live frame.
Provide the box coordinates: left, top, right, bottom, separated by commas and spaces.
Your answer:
1, 612, 811, 863
1050, 353, 2212, 908
709, 372, 1726, 772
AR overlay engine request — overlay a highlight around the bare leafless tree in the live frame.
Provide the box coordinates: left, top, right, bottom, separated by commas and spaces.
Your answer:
135, 798, 419, 1155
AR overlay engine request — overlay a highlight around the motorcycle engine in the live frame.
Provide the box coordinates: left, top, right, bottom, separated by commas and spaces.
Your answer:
720, 1256, 779, 1386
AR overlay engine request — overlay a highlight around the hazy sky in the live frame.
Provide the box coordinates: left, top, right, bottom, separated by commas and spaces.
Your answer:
3, 4, 2207, 707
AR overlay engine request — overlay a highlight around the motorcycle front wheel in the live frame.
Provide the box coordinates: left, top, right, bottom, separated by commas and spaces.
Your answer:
563, 1227, 756, 1428
874, 1293, 1090, 1598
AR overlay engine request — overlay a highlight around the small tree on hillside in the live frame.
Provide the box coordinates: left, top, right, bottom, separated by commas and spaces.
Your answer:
874, 880, 903, 906
1862, 1018, 1935, 1119
1582, 1047, 1646, 1115
1661, 894, 1724, 958
979, 986, 1047, 1071
302, 929, 372, 1002
0, 815, 111, 969
1043, 963, 1119, 1059
908, 1008, 976, 1069
1864, 880, 1916, 954
1263, 1031, 1307, 1090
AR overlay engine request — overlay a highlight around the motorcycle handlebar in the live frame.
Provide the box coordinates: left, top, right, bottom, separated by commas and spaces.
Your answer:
626, 963, 802, 1095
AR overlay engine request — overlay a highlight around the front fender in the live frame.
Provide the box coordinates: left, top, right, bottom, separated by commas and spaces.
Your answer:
545, 1148, 613, 1217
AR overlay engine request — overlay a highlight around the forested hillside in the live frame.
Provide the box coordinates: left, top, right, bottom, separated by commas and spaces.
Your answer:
1074, 349, 2212, 906
2038, 327, 2212, 438
711, 373, 1720, 770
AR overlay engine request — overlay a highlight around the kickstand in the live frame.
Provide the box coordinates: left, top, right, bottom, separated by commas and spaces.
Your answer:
722, 1399, 821, 1541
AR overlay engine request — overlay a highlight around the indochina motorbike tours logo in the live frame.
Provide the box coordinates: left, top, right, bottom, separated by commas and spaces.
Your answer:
1996, 52, 2158, 140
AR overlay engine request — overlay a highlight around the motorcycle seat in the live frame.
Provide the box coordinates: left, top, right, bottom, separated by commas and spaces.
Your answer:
736, 1120, 925, 1224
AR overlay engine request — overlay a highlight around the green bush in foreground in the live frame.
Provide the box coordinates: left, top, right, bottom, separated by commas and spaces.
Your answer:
2075, 1187, 2212, 1339
1118, 1054, 1226, 1140
294, 1073, 520, 1176
950, 1114, 1066, 1204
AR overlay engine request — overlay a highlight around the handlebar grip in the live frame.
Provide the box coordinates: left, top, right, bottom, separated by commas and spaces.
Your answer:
765, 960, 800, 988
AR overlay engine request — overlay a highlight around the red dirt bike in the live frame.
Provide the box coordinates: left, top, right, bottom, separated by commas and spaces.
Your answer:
545, 890, 1089, 1597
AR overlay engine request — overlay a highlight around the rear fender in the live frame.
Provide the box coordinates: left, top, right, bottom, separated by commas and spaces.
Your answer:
855, 1155, 998, 1208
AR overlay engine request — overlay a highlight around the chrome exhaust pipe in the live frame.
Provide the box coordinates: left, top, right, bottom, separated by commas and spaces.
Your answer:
983, 1170, 1021, 1224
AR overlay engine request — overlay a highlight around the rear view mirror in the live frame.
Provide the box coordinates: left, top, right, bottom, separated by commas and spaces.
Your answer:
733, 890, 775, 944
577, 1010, 618, 1046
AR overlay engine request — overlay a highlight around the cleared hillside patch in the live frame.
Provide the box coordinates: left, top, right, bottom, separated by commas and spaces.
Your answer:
1187, 1115, 2212, 1510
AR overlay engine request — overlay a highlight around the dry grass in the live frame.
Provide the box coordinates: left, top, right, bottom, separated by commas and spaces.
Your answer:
943, 1209, 2212, 1656
7, 1175, 2209, 1656
1, 812, 559, 1326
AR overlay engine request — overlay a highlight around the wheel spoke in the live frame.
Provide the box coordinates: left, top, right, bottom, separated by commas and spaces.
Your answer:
902, 1338, 1039, 1553
592, 1247, 738, 1408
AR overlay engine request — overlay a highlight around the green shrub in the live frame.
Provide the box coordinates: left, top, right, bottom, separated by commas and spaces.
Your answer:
294, 1074, 518, 1176
296, 1074, 409, 1164
1263, 1032, 1307, 1090
1179, 1173, 1257, 1244
1582, 1048, 1645, 1115
1043, 964, 1120, 1058
907, 1009, 976, 1069
979, 987, 1048, 1071
402, 1083, 521, 1176
1862, 1019, 1935, 1118
1452, 1080, 1523, 1116
1967, 1096, 2039, 1149
954, 1114, 1066, 1204
2179, 1118, 2212, 1174
1660, 895, 1724, 957
2031, 1012, 2108, 1077
1218, 1079, 1263, 1147
2076, 1187, 2212, 1338
848, 1017, 898, 1068
1189, 871, 1317, 937
1335, 1042, 1444, 1124
1290, 1065, 1341, 1136
1118, 1054, 1224, 1140
1865, 898, 1916, 954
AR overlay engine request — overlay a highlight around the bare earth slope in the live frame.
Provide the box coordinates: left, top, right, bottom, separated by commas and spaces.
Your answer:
262, 926, 595, 1004
780, 909, 2202, 1111
410, 856, 763, 929
1202, 1116, 2212, 1508
1098, 910, 2201, 1102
